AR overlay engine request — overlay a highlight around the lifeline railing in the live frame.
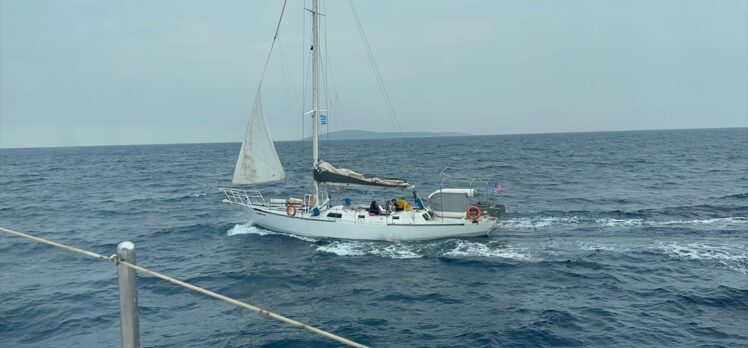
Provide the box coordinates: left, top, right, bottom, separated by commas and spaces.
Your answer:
0, 226, 368, 348
220, 188, 264, 208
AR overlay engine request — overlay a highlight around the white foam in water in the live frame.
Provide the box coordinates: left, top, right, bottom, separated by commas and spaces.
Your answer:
499, 216, 582, 229
588, 216, 747, 229
316, 241, 368, 256
315, 239, 534, 260
576, 242, 631, 253
316, 241, 422, 259
372, 243, 422, 259
497, 216, 748, 229
655, 217, 748, 226
442, 240, 533, 260
594, 218, 644, 227
655, 241, 748, 274
226, 223, 268, 236
226, 223, 317, 242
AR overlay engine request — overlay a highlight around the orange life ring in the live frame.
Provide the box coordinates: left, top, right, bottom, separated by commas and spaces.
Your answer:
466, 205, 481, 221
286, 204, 298, 217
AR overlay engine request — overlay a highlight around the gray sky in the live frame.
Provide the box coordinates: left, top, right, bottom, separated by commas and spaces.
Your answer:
1, 0, 746, 148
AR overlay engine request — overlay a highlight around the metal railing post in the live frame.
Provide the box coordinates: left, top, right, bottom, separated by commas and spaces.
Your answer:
117, 241, 141, 348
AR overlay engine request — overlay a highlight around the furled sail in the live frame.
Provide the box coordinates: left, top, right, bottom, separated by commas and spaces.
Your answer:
313, 161, 413, 188
231, 88, 286, 185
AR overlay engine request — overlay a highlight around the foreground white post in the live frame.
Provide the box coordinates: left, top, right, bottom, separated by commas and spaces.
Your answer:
117, 241, 141, 348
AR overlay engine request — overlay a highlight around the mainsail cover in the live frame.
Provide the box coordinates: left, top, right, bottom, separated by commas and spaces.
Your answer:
313, 161, 413, 188
231, 88, 286, 185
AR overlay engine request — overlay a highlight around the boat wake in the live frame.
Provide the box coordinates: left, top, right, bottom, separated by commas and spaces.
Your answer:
655, 241, 748, 274
497, 216, 748, 229
440, 240, 533, 260
226, 222, 747, 273
316, 241, 422, 259
315, 239, 534, 261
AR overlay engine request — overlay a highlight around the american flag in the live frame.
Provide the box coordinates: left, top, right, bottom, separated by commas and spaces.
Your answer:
493, 182, 505, 193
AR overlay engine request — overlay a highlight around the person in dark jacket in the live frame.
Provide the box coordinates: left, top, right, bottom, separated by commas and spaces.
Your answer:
369, 200, 382, 216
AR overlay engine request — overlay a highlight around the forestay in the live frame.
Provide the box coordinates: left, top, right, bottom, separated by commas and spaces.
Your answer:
232, 89, 286, 185
313, 161, 412, 188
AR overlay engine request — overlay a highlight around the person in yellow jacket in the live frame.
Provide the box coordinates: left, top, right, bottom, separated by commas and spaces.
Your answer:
394, 198, 412, 211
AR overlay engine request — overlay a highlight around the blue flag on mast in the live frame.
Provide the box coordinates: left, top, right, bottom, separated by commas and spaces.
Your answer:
320, 114, 328, 125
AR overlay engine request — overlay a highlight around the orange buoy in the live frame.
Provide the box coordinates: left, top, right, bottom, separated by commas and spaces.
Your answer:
286, 204, 298, 217
466, 205, 481, 221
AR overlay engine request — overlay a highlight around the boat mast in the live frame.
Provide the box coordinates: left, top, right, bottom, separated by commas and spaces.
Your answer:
311, 0, 320, 206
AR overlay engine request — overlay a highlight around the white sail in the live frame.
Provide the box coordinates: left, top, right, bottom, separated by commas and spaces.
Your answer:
231, 88, 286, 185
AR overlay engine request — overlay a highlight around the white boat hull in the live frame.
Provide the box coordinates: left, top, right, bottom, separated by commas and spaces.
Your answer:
245, 205, 496, 241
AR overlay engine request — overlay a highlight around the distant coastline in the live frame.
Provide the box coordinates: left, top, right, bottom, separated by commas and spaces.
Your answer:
1, 127, 745, 149
305, 130, 471, 141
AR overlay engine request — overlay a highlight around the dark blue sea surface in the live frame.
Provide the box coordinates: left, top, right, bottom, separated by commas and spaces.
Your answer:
1, 128, 747, 347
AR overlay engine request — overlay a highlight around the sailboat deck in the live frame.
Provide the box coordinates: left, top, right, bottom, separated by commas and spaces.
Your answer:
255, 204, 483, 226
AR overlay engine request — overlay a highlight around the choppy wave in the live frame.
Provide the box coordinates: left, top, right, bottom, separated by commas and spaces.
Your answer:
4, 130, 748, 347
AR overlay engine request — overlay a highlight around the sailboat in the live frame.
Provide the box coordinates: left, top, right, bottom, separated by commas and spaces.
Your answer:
221, 0, 505, 241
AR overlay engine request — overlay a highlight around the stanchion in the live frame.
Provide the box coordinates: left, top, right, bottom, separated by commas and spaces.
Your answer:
116, 241, 141, 348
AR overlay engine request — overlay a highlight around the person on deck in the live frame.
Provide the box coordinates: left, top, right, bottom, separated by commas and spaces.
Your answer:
369, 201, 382, 216
393, 198, 412, 211
390, 199, 400, 211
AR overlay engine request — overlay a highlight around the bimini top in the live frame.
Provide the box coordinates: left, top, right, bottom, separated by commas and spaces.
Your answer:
313, 161, 413, 189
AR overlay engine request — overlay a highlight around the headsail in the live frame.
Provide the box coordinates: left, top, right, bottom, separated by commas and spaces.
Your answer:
313, 161, 413, 189
232, 88, 286, 185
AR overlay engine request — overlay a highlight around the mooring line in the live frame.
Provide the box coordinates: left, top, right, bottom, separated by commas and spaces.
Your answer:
0, 226, 368, 348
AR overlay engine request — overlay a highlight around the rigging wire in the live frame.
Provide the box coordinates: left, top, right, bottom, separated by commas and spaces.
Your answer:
346, 0, 414, 165
259, 0, 290, 84
322, 15, 350, 135
277, 39, 302, 115
320, 0, 351, 141
277, 39, 300, 129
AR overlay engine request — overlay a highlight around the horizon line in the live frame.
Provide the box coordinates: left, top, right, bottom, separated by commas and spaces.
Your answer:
1, 126, 745, 150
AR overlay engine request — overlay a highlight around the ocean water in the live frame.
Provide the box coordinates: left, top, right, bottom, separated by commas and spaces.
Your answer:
1, 128, 747, 347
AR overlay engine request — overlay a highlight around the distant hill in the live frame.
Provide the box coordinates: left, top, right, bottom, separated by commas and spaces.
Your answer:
305, 130, 470, 141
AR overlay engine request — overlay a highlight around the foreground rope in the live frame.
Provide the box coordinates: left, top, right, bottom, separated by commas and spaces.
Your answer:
0, 226, 368, 348
0, 226, 110, 261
